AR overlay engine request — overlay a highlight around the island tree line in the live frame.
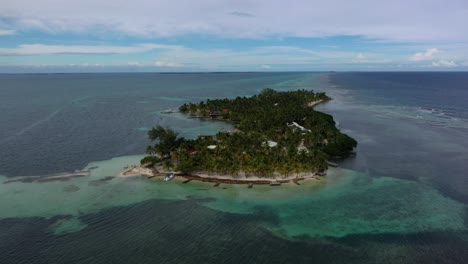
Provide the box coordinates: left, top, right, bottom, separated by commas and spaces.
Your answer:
142, 89, 357, 177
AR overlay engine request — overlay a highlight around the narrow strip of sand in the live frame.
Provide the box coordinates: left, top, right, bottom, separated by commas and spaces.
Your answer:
308, 99, 326, 107
119, 165, 324, 185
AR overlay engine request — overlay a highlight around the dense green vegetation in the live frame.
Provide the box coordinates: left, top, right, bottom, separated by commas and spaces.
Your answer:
142, 89, 357, 177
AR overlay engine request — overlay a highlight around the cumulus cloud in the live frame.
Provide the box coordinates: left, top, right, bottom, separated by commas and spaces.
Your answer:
0, 43, 181, 56
410, 48, 439, 61
1, 0, 468, 42
431, 60, 457, 67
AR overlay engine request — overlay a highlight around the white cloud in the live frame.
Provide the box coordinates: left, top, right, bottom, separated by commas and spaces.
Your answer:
1, 0, 468, 42
0, 43, 182, 55
355, 53, 366, 60
410, 48, 439, 61
260, 64, 271, 69
431, 60, 457, 67
124, 61, 184, 67
409, 48, 463, 67
255, 46, 317, 55
127, 62, 142, 66
153, 60, 183, 67
0, 29, 15, 36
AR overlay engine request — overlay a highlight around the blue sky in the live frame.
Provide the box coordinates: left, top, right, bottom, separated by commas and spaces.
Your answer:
1, 0, 467, 72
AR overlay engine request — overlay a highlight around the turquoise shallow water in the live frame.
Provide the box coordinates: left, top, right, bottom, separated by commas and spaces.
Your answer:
0, 72, 467, 263
1, 155, 464, 239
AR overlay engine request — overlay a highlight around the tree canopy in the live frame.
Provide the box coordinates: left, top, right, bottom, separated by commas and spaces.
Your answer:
142, 89, 357, 177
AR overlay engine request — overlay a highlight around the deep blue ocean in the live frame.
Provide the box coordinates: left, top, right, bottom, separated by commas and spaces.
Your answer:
0, 72, 467, 263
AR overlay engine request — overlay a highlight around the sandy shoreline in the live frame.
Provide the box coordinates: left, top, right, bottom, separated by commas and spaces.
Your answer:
119, 165, 324, 185
308, 99, 327, 107
119, 165, 155, 177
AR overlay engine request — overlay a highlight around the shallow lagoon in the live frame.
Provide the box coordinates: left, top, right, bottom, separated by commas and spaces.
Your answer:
1, 154, 464, 239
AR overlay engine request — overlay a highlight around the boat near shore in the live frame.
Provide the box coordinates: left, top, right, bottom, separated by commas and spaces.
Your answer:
160, 109, 178, 114
164, 173, 175, 182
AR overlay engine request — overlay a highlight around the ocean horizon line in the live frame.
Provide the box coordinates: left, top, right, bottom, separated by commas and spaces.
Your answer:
1, 70, 468, 75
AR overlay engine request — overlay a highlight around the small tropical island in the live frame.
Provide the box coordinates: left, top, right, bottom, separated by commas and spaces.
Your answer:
123, 88, 357, 186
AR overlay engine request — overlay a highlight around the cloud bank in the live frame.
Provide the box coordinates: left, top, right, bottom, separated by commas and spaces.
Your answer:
431, 60, 457, 67
0, 43, 181, 56
1, 0, 468, 42
1, 1, 467, 71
